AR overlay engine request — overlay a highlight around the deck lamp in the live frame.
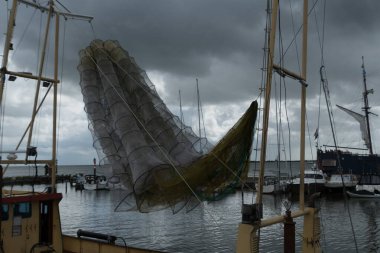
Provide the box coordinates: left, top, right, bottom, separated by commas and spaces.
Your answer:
8, 75, 16, 81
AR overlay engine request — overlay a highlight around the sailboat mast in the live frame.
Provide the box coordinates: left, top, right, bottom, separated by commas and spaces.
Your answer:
299, 0, 309, 210
196, 78, 202, 153
179, 90, 184, 130
25, 2, 53, 161
361, 56, 373, 155
256, 0, 279, 205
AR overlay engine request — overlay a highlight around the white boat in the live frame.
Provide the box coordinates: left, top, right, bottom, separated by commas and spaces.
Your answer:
289, 169, 325, 196
84, 174, 109, 190
346, 174, 380, 198
256, 173, 289, 194
324, 173, 358, 189
346, 190, 380, 198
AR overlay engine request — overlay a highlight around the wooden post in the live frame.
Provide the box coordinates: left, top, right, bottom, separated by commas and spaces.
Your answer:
52, 3, 60, 193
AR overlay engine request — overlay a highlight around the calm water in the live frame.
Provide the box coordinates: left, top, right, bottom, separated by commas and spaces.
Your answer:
4, 164, 380, 253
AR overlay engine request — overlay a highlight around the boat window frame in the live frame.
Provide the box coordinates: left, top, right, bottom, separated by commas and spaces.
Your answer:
14, 202, 32, 218
2, 204, 9, 221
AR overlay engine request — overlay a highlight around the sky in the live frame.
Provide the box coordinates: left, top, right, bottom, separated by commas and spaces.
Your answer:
0, 0, 379, 165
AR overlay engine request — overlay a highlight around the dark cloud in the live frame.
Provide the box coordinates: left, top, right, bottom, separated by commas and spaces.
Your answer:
1, 0, 379, 164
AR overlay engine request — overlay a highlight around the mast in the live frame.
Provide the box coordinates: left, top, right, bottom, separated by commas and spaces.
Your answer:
196, 78, 202, 154
256, 0, 279, 205
52, 3, 60, 192
299, 0, 309, 210
179, 90, 184, 130
361, 56, 373, 155
25, 1, 53, 161
0, 0, 92, 174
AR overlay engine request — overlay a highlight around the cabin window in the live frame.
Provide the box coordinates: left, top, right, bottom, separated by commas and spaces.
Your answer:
372, 175, 380, 184
315, 175, 324, 179
2, 204, 8, 221
14, 202, 32, 218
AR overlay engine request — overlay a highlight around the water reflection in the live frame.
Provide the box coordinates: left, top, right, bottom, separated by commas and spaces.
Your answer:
4, 165, 380, 253
358, 200, 380, 252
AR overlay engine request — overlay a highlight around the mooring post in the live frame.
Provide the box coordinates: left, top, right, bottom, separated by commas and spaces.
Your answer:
284, 210, 295, 253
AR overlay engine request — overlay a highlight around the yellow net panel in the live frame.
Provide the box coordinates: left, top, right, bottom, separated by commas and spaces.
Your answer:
78, 40, 258, 213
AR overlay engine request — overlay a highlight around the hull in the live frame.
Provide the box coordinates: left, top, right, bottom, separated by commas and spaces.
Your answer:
317, 149, 380, 175
256, 181, 288, 194
346, 190, 380, 198
290, 170, 325, 196
324, 174, 358, 189
289, 182, 325, 196
63, 235, 162, 253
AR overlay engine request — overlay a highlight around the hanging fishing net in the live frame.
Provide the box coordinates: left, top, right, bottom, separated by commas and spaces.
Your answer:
77, 40, 258, 213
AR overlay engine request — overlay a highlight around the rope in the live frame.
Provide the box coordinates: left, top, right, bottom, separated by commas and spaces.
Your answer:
314, 0, 358, 251
306, 111, 314, 161
9, 8, 38, 62
279, 0, 321, 63
287, 0, 301, 74
90, 21, 97, 39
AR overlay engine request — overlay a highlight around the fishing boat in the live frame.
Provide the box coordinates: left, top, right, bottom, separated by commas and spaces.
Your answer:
0, 1, 321, 253
82, 159, 108, 190
317, 58, 380, 191
0, 1, 163, 252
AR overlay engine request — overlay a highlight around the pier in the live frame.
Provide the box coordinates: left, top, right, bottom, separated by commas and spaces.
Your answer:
2, 175, 71, 186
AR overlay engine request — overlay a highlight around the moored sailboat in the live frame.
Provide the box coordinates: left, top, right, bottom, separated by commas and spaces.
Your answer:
317, 58, 380, 193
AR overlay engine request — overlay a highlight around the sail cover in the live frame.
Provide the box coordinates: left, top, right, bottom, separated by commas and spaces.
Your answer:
78, 40, 258, 213
336, 104, 370, 149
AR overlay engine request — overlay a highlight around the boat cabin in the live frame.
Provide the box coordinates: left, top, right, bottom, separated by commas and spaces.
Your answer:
1, 189, 63, 253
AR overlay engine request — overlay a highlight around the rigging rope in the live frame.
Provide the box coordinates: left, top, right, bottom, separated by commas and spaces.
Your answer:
314, 0, 358, 251
279, 0, 321, 64
9, 8, 38, 62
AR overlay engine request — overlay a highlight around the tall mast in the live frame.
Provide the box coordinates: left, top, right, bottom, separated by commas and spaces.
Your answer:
361, 56, 373, 155
256, 0, 279, 205
179, 90, 184, 130
0, 0, 92, 174
26, 1, 54, 161
299, 0, 309, 210
196, 78, 202, 154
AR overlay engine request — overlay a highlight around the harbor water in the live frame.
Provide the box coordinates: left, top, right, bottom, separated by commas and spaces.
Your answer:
4, 163, 380, 253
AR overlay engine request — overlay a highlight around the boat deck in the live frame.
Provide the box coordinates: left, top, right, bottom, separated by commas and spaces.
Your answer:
63, 235, 165, 253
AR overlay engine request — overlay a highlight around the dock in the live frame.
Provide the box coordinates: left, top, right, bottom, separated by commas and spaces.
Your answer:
2, 175, 71, 186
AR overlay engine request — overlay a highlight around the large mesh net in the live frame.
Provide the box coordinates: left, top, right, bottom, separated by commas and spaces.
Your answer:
78, 40, 258, 213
